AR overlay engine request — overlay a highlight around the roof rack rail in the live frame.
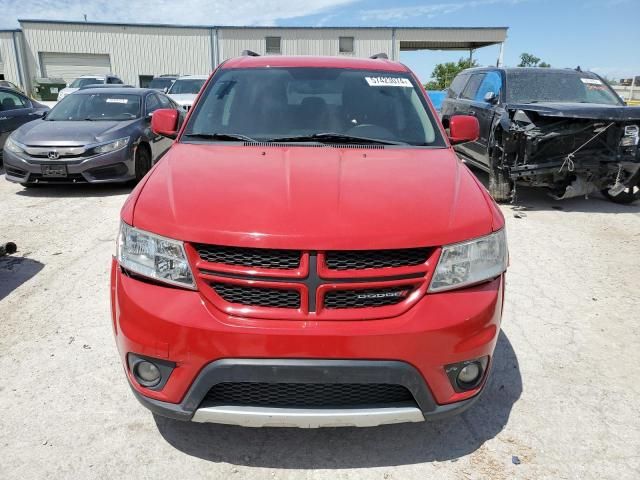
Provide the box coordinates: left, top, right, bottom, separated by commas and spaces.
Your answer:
370, 53, 389, 60
241, 50, 260, 57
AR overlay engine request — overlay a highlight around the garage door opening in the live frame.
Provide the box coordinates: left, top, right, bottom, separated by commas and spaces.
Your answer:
39, 52, 112, 84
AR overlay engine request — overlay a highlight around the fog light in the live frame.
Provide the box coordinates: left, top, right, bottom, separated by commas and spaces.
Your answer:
457, 362, 481, 385
134, 361, 161, 386
445, 357, 488, 392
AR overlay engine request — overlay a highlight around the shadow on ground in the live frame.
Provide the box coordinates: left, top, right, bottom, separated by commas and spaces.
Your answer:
468, 165, 640, 214
13, 182, 133, 198
154, 331, 520, 468
0, 254, 44, 301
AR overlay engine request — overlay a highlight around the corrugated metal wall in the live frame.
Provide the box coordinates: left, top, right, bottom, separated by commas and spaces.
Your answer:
218, 28, 393, 60
10, 23, 506, 91
20, 22, 212, 87
0, 31, 21, 84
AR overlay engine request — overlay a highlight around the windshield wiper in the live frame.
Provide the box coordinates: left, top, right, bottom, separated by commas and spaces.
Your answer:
265, 133, 406, 146
183, 132, 256, 142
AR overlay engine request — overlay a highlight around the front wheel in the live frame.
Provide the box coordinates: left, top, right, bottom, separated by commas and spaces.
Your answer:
601, 181, 640, 204
488, 164, 513, 203
134, 146, 152, 182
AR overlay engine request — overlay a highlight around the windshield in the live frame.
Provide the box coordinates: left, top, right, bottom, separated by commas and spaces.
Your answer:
70, 77, 104, 88
149, 78, 175, 90
506, 71, 621, 105
47, 93, 141, 121
168, 79, 206, 95
184, 67, 443, 146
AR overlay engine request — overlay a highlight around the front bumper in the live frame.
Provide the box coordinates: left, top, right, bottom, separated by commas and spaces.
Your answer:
111, 260, 504, 427
129, 358, 482, 427
2, 145, 136, 184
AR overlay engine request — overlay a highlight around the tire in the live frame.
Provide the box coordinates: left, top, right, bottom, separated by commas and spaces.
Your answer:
489, 167, 513, 203
134, 145, 152, 182
601, 184, 640, 204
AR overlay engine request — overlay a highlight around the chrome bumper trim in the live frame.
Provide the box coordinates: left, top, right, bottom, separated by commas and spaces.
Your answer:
191, 405, 425, 428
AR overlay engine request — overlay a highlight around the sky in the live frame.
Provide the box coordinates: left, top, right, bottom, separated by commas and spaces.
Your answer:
1, 0, 638, 83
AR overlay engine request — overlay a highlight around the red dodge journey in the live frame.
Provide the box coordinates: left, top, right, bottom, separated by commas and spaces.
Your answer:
111, 53, 508, 428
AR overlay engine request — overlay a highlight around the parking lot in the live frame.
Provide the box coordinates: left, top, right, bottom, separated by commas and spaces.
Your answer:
1, 166, 638, 480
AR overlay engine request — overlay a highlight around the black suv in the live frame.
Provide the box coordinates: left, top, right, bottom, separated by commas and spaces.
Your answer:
441, 67, 640, 204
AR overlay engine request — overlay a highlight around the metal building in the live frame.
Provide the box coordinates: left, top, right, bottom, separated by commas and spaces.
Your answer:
0, 20, 507, 92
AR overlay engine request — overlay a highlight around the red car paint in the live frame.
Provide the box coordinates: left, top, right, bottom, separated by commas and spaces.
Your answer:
112, 55, 505, 421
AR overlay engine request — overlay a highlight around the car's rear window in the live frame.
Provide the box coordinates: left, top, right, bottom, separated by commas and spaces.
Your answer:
184, 67, 445, 147
70, 78, 104, 88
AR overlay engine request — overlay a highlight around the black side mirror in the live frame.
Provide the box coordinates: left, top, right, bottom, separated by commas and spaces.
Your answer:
484, 91, 499, 104
41, 111, 48, 119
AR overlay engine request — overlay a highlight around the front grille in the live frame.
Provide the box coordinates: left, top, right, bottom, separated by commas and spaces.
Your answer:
204, 382, 414, 407
195, 244, 301, 270
324, 286, 412, 309
212, 282, 300, 309
325, 248, 430, 270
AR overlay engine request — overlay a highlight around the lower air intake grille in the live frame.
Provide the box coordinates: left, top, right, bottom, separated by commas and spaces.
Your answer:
195, 244, 301, 270
325, 248, 430, 270
212, 283, 300, 309
324, 286, 411, 309
204, 382, 414, 407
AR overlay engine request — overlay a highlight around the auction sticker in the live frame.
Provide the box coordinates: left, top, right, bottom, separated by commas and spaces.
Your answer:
365, 76, 413, 87
580, 78, 603, 85
106, 98, 128, 103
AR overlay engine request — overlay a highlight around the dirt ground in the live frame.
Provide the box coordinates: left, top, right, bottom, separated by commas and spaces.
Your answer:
1, 166, 639, 480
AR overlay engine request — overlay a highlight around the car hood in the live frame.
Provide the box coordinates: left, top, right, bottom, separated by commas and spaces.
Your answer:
13, 119, 136, 146
168, 94, 197, 105
506, 102, 640, 121
132, 144, 499, 250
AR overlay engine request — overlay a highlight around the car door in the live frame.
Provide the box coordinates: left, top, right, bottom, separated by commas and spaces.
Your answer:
0, 89, 40, 150
144, 93, 171, 161
452, 73, 486, 162
465, 71, 503, 165
441, 72, 471, 121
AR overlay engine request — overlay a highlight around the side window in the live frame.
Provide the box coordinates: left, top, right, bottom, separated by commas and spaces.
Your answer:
157, 94, 172, 108
339, 37, 354, 54
475, 71, 502, 102
106, 77, 115, 84
447, 74, 469, 98
0, 90, 28, 111
114, 78, 124, 84
145, 94, 161, 115
460, 74, 486, 100
265, 36, 281, 55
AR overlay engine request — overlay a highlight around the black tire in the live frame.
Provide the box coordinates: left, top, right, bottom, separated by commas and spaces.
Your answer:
489, 168, 513, 203
601, 183, 640, 204
134, 146, 152, 181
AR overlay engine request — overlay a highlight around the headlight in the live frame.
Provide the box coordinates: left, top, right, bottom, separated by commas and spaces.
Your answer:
429, 229, 507, 292
4, 137, 25, 154
93, 137, 130, 155
116, 222, 195, 289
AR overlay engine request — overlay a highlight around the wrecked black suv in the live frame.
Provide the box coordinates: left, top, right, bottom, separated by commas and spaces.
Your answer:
442, 67, 640, 203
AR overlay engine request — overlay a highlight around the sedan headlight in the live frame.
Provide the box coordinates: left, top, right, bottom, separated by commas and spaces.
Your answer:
93, 137, 130, 155
117, 222, 195, 289
429, 229, 507, 293
4, 137, 25, 154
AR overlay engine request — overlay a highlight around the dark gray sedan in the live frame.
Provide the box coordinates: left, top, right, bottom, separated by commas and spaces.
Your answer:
3, 88, 179, 185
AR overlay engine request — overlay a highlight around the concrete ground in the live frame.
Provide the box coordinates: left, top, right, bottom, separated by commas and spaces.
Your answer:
1, 166, 639, 480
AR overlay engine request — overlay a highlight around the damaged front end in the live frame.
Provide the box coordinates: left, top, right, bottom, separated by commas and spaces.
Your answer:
497, 106, 640, 200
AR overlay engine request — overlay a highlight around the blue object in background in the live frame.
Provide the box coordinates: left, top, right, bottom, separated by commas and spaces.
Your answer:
427, 90, 446, 112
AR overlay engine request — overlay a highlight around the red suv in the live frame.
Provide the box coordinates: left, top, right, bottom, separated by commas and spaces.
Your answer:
111, 54, 508, 428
